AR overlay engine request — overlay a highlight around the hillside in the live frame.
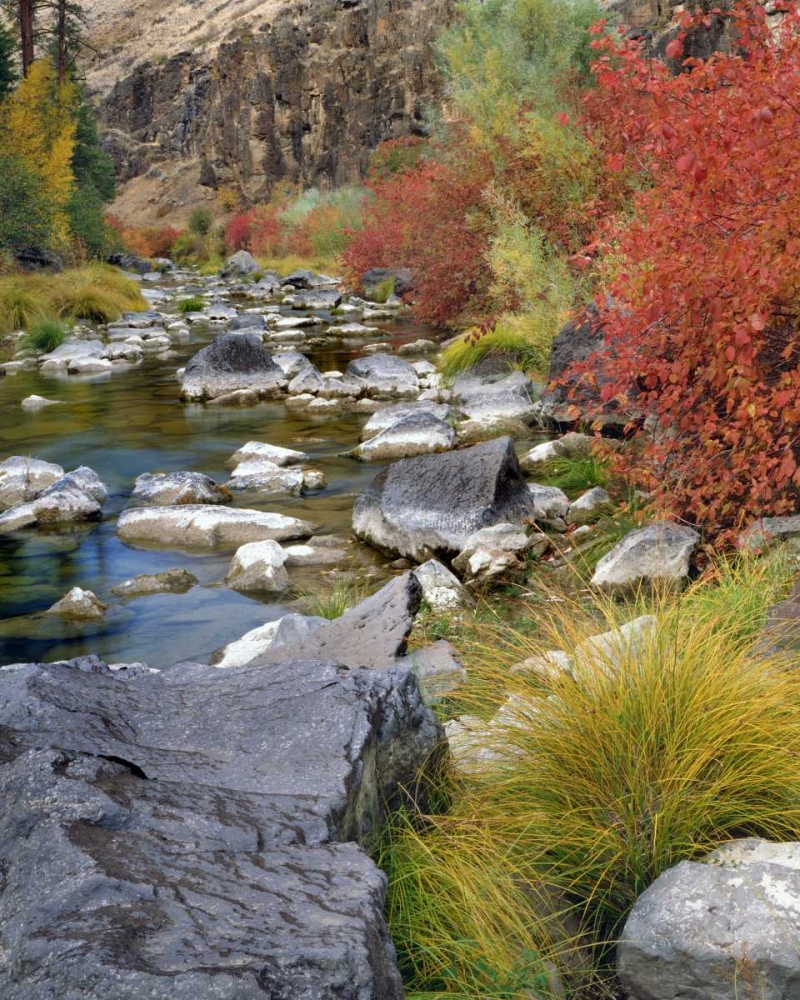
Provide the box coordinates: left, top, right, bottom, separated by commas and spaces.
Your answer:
80, 0, 453, 224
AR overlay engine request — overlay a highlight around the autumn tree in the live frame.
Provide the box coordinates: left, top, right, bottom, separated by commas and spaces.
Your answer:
572, 0, 800, 535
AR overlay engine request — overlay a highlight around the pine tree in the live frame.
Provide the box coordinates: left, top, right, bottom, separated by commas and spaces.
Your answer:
0, 18, 16, 97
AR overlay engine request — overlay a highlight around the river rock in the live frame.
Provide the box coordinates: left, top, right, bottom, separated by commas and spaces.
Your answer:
293, 289, 343, 310
529, 484, 571, 530
288, 366, 325, 395
591, 521, 700, 592
229, 313, 267, 331
283, 543, 349, 566
360, 401, 451, 440
46, 586, 108, 620
453, 371, 539, 428
253, 572, 422, 670
0, 476, 103, 533
520, 431, 599, 471
452, 523, 549, 576
272, 349, 314, 378
219, 249, 260, 278
346, 353, 419, 398
739, 514, 800, 552
66, 466, 109, 503
229, 441, 309, 467
283, 269, 337, 289
132, 471, 231, 505
213, 613, 329, 668
568, 487, 613, 526
226, 460, 306, 495
413, 559, 472, 611
353, 437, 536, 560
225, 539, 290, 592
39, 338, 105, 370
618, 839, 800, 1000
204, 301, 239, 322
0, 655, 443, 998
111, 569, 198, 598
0, 456, 64, 511
352, 412, 457, 462
396, 639, 466, 698
318, 374, 365, 399
180, 332, 286, 401
117, 505, 313, 550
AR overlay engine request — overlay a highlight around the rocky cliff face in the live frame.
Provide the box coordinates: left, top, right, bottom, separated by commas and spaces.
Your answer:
83, 0, 452, 222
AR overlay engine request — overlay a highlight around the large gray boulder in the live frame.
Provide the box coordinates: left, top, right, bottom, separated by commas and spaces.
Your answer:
253, 572, 422, 670
619, 839, 800, 1000
180, 332, 286, 401
0, 654, 443, 999
360, 401, 451, 440
590, 521, 700, 592
219, 249, 260, 278
0, 473, 104, 534
353, 437, 536, 561
453, 371, 539, 428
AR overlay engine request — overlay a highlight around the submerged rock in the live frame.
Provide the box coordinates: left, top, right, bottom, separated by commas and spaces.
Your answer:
111, 569, 198, 598
0, 655, 442, 998
619, 839, 800, 1000
229, 441, 309, 467
132, 471, 231, 506
117, 505, 313, 550
591, 521, 700, 592
353, 437, 536, 561
21, 394, 63, 411
179, 332, 286, 401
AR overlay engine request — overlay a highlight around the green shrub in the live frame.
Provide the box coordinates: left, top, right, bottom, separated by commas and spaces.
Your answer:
177, 296, 205, 313
188, 206, 214, 236
366, 275, 395, 304
538, 454, 611, 495
438, 318, 552, 382
25, 318, 68, 353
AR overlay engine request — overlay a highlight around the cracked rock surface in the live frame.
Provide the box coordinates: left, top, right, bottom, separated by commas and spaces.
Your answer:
0, 655, 443, 999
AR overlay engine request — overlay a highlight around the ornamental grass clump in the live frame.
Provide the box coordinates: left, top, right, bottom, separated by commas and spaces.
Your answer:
383, 554, 800, 995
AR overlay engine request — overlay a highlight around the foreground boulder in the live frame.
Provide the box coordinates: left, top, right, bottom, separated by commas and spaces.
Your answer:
117, 505, 313, 550
619, 839, 800, 1000
353, 437, 536, 560
0, 655, 443, 998
590, 521, 700, 592
180, 332, 286, 401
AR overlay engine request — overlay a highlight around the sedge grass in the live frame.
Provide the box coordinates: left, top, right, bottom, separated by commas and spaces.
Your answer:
382, 553, 800, 994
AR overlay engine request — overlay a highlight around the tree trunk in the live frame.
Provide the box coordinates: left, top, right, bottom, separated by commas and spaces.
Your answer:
18, 0, 34, 75
56, 0, 66, 82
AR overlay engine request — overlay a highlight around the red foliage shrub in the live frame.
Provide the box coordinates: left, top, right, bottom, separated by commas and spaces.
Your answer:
574, 0, 800, 534
105, 215, 184, 258
225, 210, 257, 252
342, 141, 495, 326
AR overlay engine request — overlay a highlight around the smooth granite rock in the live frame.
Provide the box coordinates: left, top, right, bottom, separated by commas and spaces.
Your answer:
117, 505, 313, 550
360, 401, 451, 440
0, 655, 443, 998
353, 437, 536, 560
0, 456, 64, 511
224, 539, 290, 592
352, 412, 457, 462
591, 521, 700, 592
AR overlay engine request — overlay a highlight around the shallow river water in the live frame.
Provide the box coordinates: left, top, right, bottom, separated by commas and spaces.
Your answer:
0, 274, 451, 666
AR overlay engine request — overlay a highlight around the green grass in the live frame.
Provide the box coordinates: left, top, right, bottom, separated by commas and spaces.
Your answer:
299, 574, 371, 620
537, 454, 611, 495
24, 318, 68, 353
365, 275, 395, 303
382, 553, 800, 995
177, 296, 205, 313
438, 315, 554, 383
0, 265, 147, 332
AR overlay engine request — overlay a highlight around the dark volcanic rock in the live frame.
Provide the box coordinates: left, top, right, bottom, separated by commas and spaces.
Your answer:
180, 331, 286, 401
14, 246, 64, 272
353, 437, 536, 560
106, 252, 152, 274
255, 572, 422, 669
0, 654, 443, 999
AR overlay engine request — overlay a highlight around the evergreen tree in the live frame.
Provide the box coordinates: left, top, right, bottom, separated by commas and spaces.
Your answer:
0, 18, 17, 98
